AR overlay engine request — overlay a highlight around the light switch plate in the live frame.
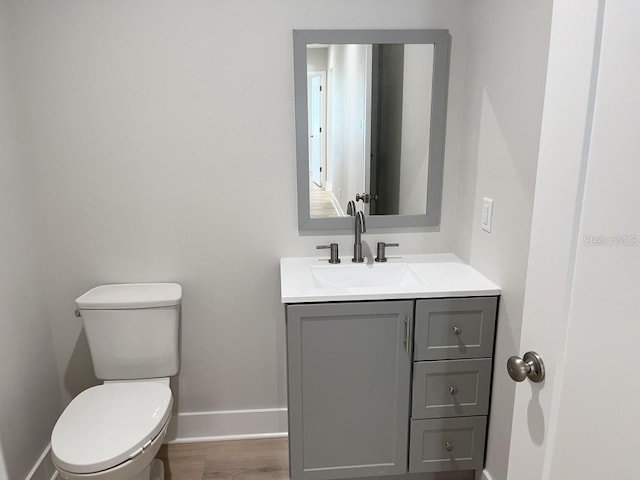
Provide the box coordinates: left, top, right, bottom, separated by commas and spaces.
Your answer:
482, 197, 494, 233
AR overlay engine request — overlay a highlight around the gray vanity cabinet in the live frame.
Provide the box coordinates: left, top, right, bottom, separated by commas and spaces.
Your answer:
285, 296, 498, 480
286, 301, 413, 480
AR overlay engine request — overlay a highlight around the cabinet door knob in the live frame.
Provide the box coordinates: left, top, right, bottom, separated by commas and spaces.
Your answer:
444, 441, 454, 452
449, 385, 457, 396
452, 325, 462, 335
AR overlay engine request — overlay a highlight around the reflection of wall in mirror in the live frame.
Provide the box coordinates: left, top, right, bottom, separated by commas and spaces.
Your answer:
327, 45, 370, 212
307, 47, 327, 71
307, 45, 370, 215
399, 44, 433, 215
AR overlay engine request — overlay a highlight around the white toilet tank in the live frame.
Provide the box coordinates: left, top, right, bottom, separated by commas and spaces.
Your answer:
75, 283, 182, 380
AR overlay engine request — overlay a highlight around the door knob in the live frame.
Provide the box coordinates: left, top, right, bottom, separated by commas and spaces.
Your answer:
507, 351, 545, 383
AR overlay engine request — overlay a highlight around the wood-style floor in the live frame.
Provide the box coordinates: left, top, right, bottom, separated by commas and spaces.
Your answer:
310, 182, 341, 218
155, 437, 290, 480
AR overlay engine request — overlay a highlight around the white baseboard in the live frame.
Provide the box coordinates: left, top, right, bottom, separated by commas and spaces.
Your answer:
331, 192, 346, 216
481, 470, 495, 480
26, 444, 58, 480
164, 407, 288, 444
24, 409, 286, 479
22, 410, 285, 479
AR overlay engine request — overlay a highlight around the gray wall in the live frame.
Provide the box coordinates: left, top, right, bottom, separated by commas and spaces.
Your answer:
453, 1, 553, 479
0, 1, 64, 478
4, 0, 469, 416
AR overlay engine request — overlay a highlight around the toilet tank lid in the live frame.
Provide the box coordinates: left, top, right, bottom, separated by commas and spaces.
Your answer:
76, 283, 182, 309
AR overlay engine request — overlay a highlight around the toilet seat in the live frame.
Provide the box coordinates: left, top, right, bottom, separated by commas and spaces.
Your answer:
51, 382, 172, 474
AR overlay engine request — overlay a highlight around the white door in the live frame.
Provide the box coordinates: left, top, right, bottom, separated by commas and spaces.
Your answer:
308, 73, 324, 187
507, 1, 640, 478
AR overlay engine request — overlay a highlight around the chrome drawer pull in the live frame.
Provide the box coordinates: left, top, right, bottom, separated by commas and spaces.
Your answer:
444, 441, 454, 452
452, 325, 462, 335
449, 385, 457, 396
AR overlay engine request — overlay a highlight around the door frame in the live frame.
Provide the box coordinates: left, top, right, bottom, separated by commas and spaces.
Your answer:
307, 71, 327, 188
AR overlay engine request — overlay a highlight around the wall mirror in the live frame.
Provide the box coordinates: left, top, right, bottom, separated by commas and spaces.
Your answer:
293, 29, 451, 231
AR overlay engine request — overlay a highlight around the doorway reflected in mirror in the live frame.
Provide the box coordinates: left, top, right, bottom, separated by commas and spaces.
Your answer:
306, 43, 433, 219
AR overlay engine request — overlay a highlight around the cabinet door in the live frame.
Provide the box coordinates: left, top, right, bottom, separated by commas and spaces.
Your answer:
287, 301, 413, 480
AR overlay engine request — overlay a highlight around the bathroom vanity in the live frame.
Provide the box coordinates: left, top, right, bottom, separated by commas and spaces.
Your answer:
281, 255, 500, 480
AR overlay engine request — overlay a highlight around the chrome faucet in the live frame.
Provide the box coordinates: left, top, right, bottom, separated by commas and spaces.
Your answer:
347, 201, 367, 263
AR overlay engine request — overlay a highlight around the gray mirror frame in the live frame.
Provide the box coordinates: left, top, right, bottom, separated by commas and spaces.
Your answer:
293, 29, 451, 231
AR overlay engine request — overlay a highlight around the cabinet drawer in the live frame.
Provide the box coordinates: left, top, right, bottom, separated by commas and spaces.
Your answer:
412, 358, 492, 419
414, 297, 497, 360
409, 416, 487, 473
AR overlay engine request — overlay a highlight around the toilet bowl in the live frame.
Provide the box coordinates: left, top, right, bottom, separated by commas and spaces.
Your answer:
51, 381, 172, 480
51, 283, 182, 480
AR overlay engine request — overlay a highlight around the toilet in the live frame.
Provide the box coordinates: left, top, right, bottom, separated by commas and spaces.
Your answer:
51, 283, 182, 480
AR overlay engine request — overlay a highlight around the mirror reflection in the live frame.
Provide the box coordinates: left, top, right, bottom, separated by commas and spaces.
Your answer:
294, 30, 450, 231
307, 43, 434, 219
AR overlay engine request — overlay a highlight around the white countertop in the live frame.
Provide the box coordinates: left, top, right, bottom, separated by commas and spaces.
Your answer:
280, 253, 501, 303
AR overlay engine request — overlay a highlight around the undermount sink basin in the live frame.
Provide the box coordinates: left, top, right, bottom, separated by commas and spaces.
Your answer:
280, 254, 502, 302
310, 262, 425, 289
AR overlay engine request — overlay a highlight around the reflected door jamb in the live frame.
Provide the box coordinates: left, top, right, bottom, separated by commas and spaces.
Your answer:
307, 71, 326, 188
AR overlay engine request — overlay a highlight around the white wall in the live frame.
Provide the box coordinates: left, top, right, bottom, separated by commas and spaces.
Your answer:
399, 44, 433, 215
0, 1, 63, 477
0, 447, 7, 480
453, 1, 553, 479
0, 1, 557, 471
326, 44, 368, 207
306, 47, 328, 72
3, 0, 470, 430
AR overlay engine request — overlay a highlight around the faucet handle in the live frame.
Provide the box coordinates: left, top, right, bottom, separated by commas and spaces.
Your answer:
375, 242, 399, 263
355, 192, 378, 204
355, 193, 370, 204
317, 243, 341, 264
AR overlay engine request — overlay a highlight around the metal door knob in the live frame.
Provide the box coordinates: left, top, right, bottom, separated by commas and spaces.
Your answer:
507, 351, 545, 383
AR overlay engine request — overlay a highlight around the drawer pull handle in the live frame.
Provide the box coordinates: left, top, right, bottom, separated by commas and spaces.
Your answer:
445, 441, 454, 452
449, 385, 457, 395
452, 325, 462, 335
404, 316, 411, 354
